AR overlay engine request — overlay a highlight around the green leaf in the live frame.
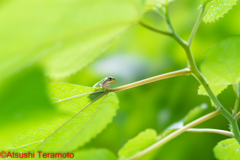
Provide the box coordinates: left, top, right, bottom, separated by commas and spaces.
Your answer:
183, 104, 207, 124
71, 149, 117, 160
199, 36, 240, 96
0, 0, 144, 80
214, 138, 240, 160
118, 129, 157, 159
203, 0, 237, 23
10, 83, 119, 152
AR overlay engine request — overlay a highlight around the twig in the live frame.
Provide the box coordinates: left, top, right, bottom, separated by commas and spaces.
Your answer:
109, 68, 192, 92
185, 128, 233, 137
188, 3, 206, 46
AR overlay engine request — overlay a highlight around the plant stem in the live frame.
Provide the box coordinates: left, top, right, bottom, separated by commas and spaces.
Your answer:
127, 111, 220, 160
140, 1, 240, 144
174, 24, 240, 144
164, 4, 174, 33
233, 83, 239, 115
109, 68, 192, 92
185, 128, 233, 137
139, 21, 172, 36
235, 111, 240, 119
188, 3, 206, 46
163, 3, 240, 144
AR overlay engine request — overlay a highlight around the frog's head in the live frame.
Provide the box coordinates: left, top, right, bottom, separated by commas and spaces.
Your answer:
102, 76, 116, 88
105, 76, 116, 84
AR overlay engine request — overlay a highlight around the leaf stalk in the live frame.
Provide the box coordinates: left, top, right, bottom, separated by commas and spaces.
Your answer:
188, 3, 206, 46
109, 68, 192, 92
233, 83, 239, 115
185, 128, 233, 137
139, 21, 172, 36
138, 0, 240, 154
164, 2, 240, 143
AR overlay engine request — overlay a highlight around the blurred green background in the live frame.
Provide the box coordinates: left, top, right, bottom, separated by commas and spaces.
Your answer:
1, 0, 240, 159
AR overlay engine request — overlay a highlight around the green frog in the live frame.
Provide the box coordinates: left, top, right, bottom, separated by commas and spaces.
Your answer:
93, 76, 116, 89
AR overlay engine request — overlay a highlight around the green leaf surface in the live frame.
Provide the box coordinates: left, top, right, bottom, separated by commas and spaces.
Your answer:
183, 104, 207, 125
0, 0, 144, 80
118, 129, 157, 159
70, 149, 117, 160
199, 36, 240, 96
10, 83, 119, 152
203, 0, 237, 23
214, 138, 240, 160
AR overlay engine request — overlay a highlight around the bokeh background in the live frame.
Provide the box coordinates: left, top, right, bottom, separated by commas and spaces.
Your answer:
1, 0, 240, 159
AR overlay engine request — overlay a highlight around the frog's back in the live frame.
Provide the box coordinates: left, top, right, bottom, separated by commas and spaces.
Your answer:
93, 81, 103, 88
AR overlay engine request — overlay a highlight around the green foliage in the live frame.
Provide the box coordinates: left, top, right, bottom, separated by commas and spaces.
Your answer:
71, 149, 117, 160
0, 67, 55, 126
0, 0, 144, 80
1, 0, 240, 159
10, 83, 119, 152
118, 129, 157, 159
199, 36, 240, 96
214, 138, 240, 160
183, 104, 207, 124
203, 0, 237, 23
0, 67, 57, 150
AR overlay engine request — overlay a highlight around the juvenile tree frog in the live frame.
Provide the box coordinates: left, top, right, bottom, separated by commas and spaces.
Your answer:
93, 76, 116, 89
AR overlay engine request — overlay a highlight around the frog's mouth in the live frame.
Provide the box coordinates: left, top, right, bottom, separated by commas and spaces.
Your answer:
111, 78, 116, 83
106, 79, 116, 85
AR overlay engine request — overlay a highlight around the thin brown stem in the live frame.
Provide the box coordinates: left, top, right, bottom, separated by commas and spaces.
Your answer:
109, 68, 192, 92
185, 128, 233, 137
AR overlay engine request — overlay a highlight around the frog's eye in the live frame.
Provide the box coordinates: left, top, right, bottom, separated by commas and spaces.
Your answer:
108, 77, 112, 81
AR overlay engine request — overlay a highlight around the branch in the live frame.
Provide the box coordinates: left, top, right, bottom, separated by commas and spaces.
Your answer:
163, 2, 240, 144
185, 128, 233, 137
109, 68, 192, 92
233, 83, 239, 115
235, 111, 240, 119
127, 111, 220, 160
188, 3, 206, 47
139, 0, 240, 145
139, 21, 172, 36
